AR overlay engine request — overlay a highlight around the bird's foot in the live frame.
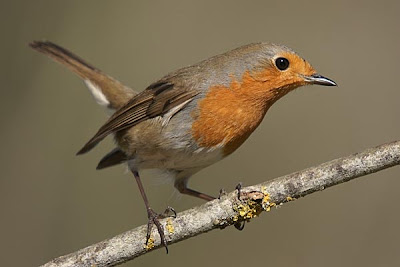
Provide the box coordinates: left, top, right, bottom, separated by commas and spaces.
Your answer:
218, 183, 242, 200
145, 206, 176, 253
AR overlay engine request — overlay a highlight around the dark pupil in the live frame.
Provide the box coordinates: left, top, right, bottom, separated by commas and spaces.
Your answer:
275, 57, 289, 70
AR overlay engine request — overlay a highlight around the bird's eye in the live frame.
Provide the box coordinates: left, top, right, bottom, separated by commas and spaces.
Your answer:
275, 57, 290, 71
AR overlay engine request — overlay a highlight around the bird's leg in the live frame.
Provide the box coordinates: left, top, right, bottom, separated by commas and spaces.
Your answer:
174, 178, 245, 230
174, 178, 215, 201
131, 170, 170, 253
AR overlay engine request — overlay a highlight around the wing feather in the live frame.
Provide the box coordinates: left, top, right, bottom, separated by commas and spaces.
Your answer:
77, 82, 198, 154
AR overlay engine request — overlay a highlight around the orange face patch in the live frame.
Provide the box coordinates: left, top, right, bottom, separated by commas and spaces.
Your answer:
191, 52, 316, 156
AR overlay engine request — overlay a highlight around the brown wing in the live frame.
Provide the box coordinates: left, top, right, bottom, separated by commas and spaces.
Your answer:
29, 41, 136, 109
77, 81, 199, 154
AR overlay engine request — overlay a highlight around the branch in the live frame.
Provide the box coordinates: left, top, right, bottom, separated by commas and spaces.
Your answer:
42, 140, 400, 267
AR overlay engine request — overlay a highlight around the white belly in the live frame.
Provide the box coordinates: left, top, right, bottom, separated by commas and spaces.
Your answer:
131, 145, 224, 171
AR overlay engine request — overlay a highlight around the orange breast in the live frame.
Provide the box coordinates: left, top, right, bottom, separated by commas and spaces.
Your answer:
192, 70, 278, 156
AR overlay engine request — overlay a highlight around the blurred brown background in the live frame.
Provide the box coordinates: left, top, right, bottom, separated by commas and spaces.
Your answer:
1, 1, 399, 266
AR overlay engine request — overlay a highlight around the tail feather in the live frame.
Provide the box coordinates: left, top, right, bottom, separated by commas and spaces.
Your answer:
96, 148, 128, 169
29, 41, 137, 109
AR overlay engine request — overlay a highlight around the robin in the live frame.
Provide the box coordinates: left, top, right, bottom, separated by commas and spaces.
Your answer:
29, 41, 336, 252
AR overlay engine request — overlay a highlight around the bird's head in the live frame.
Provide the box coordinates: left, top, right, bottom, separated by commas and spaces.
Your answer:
243, 43, 336, 102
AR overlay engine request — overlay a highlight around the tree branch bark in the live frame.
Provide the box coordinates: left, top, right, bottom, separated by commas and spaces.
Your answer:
41, 140, 400, 267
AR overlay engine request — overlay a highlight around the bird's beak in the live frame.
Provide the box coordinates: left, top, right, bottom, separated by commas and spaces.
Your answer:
304, 73, 337, 86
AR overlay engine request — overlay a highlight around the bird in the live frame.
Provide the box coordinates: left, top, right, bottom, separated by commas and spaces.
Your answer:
29, 41, 336, 252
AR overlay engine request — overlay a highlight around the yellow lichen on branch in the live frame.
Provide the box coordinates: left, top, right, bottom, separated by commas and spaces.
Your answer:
232, 187, 277, 223
166, 219, 174, 234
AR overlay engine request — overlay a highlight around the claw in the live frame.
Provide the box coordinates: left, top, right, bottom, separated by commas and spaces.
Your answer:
163, 206, 177, 218
234, 221, 245, 231
218, 188, 227, 199
235, 182, 243, 200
